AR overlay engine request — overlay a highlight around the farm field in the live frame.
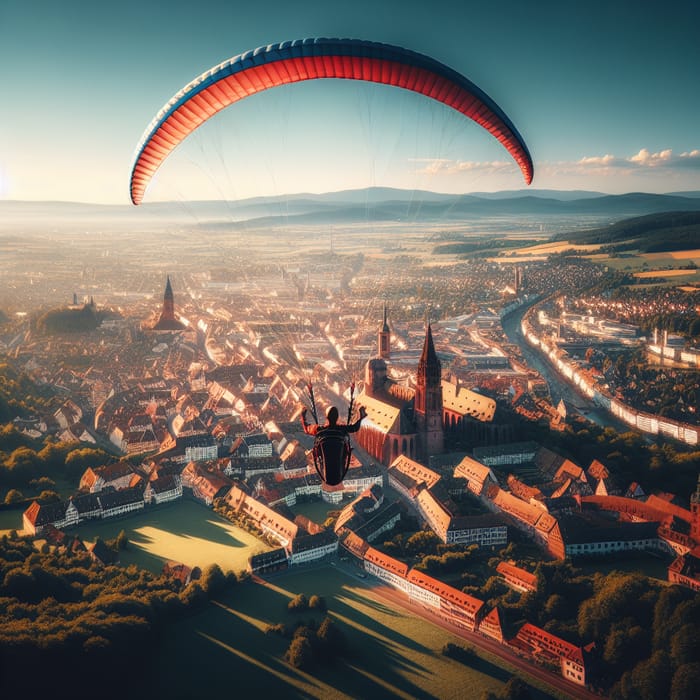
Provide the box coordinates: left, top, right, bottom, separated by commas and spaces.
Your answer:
71, 498, 271, 574
144, 568, 563, 700
633, 268, 698, 279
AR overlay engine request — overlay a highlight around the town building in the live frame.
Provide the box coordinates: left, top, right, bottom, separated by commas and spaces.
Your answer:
144, 474, 183, 504
79, 462, 136, 493
98, 486, 146, 519
511, 623, 590, 687
668, 549, 700, 591
181, 461, 232, 506
496, 561, 538, 593
453, 456, 499, 498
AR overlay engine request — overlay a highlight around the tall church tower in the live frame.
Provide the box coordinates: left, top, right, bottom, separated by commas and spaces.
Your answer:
152, 275, 185, 331
415, 323, 444, 460
162, 276, 175, 321
378, 303, 391, 360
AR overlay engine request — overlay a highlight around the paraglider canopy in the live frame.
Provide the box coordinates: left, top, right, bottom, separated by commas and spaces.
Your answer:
130, 37, 534, 204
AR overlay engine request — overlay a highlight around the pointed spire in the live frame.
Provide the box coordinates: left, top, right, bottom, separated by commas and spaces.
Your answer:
151, 274, 184, 331
382, 303, 390, 332
420, 323, 439, 367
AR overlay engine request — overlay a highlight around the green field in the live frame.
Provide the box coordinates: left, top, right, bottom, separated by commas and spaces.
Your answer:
575, 553, 671, 582
70, 498, 271, 574
293, 497, 345, 524
144, 568, 563, 700
4, 497, 569, 698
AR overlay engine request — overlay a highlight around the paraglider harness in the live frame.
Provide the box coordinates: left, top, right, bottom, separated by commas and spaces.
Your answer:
306, 382, 355, 486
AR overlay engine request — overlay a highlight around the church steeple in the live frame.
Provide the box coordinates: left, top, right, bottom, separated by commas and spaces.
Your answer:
163, 276, 175, 319
415, 323, 443, 459
151, 275, 185, 331
378, 303, 391, 360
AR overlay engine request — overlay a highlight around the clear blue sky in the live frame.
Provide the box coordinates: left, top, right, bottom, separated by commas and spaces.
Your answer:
1, 0, 699, 203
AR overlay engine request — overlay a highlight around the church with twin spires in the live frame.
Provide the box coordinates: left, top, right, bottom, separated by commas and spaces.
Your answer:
356, 309, 497, 466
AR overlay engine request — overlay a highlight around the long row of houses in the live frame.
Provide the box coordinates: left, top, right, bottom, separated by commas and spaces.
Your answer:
330, 510, 592, 687
239, 475, 591, 687
23, 474, 183, 536
521, 314, 699, 445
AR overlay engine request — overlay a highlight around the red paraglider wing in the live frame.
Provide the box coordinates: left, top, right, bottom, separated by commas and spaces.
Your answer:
130, 38, 533, 205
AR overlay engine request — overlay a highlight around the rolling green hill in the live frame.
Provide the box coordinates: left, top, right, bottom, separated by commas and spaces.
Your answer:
553, 211, 700, 253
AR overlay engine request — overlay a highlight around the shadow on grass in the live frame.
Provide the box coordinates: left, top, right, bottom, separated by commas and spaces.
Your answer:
236, 579, 459, 699
135, 505, 253, 549
338, 585, 403, 618
451, 651, 512, 684
150, 580, 455, 700
70, 500, 267, 574
448, 648, 559, 700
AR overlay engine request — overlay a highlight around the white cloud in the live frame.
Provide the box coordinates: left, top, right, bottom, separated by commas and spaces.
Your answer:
628, 148, 673, 166
574, 148, 700, 171
577, 154, 618, 166
409, 148, 700, 187
677, 150, 700, 168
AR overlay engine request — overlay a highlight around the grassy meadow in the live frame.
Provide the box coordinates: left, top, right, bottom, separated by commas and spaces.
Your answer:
10, 496, 564, 697
70, 498, 271, 574
144, 568, 563, 700
0, 507, 23, 533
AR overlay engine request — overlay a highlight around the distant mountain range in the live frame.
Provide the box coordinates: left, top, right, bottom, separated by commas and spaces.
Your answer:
2, 187, 700, 231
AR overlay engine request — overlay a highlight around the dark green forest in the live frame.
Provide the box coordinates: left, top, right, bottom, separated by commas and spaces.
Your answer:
0, 534, 238, 697
553, 211, 700, 253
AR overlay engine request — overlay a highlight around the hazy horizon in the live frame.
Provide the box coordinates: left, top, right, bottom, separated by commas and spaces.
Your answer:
4, 184, 700, 208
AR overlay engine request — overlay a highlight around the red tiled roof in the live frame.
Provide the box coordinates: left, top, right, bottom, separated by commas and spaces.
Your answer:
389, 455, 441, 489
496, 561, 538, 589
407, 569, 484, 615
515, 623, 583, 663
364, 546, 409, 577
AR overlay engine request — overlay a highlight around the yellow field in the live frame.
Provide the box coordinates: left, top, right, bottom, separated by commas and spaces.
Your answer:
487, 240, 602, 263
633, 268, 698, 279
511, 241, 602, 255
487, 255, 548, 263
71, 500, 272, 574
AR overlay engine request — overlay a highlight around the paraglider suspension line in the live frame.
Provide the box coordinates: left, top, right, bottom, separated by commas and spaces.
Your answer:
307, 383, 320, 425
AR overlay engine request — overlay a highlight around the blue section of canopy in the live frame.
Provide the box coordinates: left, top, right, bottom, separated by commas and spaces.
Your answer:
143, 38, 527, 161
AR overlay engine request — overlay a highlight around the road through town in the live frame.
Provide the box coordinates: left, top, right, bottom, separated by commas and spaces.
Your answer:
500, 305, 628, 433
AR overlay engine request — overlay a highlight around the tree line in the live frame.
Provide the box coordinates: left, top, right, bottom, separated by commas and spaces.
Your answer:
0, 532, 239, 696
